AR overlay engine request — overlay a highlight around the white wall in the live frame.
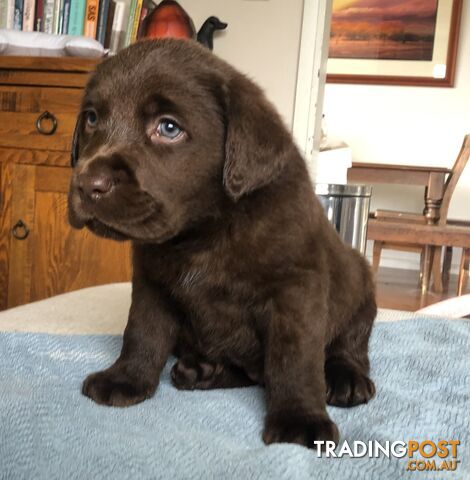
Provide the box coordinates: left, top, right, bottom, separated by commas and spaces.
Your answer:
178, 0, 304, 127
323, 0, 470, 270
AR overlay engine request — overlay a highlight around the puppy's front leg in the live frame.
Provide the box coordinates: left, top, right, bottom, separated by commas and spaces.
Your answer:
82, 280, 179, 407
262, 284, 339, 448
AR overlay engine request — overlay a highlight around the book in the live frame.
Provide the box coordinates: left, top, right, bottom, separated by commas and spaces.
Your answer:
61, 0, 71, 32
6, 0, 16, 28
103, 0, 116, 49
13, 0, 24, 30
52, 0, 62, 34
42, 0, 54, 32
108, 0, 127, 54
96, 0, 110, 45
68, 0, 86, 35
129, 0, 142, 44
0, 0, 8, 28
22, 0, 35, 31
136, 0, 152, 39
35, 0, 44, 31
124, 0, 136, 47
83, 0, 99, 38
57, 0, 65, 32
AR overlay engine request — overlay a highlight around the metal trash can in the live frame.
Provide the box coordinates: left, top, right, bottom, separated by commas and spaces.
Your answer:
315, 184, 372, 254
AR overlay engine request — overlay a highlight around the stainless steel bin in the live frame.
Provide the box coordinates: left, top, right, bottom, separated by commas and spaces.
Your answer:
315, 184, 372, 254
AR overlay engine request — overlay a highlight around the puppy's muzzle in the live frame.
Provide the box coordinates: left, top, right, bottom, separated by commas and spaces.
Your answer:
74, 154, 133, 204
77, 165, 115, 202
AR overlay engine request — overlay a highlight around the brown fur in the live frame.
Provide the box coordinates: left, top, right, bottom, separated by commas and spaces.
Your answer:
68, 38, 376, 448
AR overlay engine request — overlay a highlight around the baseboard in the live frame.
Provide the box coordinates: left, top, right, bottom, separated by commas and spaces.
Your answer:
364, 241, 463, 275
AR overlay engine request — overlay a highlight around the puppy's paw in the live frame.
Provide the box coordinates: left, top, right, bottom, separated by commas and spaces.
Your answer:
171, 356, 220, 390
326, 361, 375, 408
82, 367, 156, 407
263, 411, 339, 449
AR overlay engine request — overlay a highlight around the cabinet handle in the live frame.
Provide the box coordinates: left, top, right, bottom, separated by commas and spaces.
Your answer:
12, 220, 30, 240
36, 111, 58, 135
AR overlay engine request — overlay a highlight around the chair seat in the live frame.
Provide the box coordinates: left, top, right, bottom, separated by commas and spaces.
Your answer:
372, 210, 426, 224
368, 219, 470, 247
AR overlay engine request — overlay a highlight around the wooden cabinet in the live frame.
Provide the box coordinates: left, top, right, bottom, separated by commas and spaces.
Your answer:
0, 57, 132, 310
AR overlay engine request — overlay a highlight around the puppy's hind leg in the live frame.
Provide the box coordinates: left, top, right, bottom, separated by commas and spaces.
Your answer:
171, 355, 256, 390
325, 292, 377, 408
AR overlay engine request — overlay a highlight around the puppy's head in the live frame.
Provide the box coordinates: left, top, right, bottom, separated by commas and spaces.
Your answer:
68, 39, 294, 242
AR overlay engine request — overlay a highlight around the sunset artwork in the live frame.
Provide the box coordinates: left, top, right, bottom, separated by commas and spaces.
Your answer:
329, 0, 439, 61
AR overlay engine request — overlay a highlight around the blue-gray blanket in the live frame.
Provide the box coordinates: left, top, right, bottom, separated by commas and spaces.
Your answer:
1, 318, 469, 480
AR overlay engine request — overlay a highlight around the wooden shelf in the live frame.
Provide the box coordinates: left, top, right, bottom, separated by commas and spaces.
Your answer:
0, 56, 99, 72
0, 55, 100, 88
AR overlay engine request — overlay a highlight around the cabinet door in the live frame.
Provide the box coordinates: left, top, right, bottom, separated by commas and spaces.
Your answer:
0, 161, 13, 310
8, 164, 132, 308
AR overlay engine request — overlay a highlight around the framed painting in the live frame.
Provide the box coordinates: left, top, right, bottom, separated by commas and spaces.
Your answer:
326, 0, 463, 87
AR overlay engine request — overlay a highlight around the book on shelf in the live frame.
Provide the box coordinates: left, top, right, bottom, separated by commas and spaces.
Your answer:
1, 0, 150, 53
137, 0, 152, 39
68, 0, 86, 35
61, 0, 71, 33
35, 0, 43, 30
108, 0, 128, 54
22, 0, 35, 31
123, 0, 135, 46
83, 0, 99, 38
103, 0, 115, 48
1, 0, 15, 29
52, 0, 63, 34
42, 0, 54, 33
96, 0, 110, 44
0, 2, 5, 28
14, 0, 24, 30
128, 0, 142, 44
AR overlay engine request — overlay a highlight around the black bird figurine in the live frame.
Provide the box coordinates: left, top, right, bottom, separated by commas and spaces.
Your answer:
197, 16, 228, 50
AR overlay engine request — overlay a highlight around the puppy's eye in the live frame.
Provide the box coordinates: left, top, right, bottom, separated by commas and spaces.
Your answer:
156, 118, 184, 141
85, 110, 98, 128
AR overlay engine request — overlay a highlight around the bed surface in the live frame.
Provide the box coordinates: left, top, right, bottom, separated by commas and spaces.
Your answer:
0, 284, 468, 479
0, 283, 416, 335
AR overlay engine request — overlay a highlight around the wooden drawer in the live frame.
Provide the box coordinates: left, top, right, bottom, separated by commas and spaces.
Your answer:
0, 86, 83, 151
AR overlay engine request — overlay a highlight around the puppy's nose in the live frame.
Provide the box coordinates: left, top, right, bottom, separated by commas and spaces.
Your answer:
79, 173, 114, 201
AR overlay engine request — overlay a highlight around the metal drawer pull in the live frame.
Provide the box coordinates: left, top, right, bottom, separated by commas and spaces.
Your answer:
36, 111, 58, 135
12, 220, 30, 240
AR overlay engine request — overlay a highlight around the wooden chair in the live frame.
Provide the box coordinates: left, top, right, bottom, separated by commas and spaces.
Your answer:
371, 134, 470, 293
368, 219, 470, 297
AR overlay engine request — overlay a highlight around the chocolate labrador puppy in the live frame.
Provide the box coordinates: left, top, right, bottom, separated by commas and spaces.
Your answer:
68, 38, 376, 448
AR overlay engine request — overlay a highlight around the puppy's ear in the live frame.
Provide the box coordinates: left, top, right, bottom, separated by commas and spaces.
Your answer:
223, 77, 293, 200
71, 117, 81, 168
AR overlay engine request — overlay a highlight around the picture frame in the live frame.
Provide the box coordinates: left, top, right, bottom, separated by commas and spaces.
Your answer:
326, 0, 463, 87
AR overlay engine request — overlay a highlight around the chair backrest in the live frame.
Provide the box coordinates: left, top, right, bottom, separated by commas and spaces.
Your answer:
439, 134, 470, 225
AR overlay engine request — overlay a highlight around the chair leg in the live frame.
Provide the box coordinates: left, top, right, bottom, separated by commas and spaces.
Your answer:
419, 249, 425, 284
372, 241, 383, 275
431, 247, 443, 293
421, 245, 435, 295
442, 247, 453, 292
457, 248, 470, 296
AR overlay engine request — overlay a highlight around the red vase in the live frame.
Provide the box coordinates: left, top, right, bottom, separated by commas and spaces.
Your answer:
144, 0, 196, 40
